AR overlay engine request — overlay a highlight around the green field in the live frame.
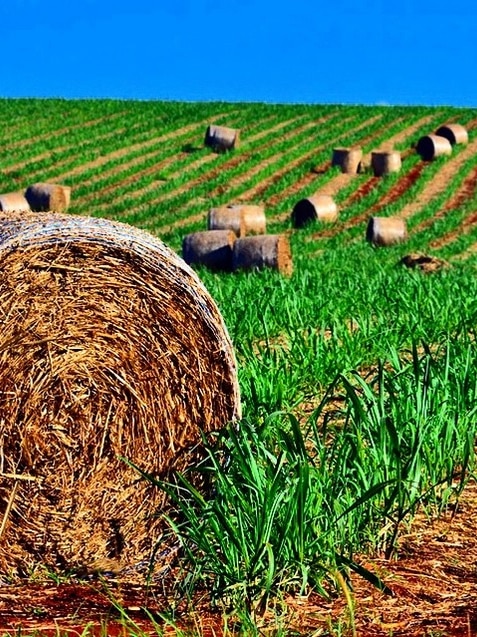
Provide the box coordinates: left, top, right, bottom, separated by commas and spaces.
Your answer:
2, 98, 477, 635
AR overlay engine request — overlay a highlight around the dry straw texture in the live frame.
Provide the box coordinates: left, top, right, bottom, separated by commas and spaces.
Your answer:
204, 124, 240, 152
371, 150, 402, 176
331, 147, 363, 174
416, 135, 453, 161
291, 194, 338, 228
366, 216, 408, 246
232, 234, 293, 276
0, 192, 31, 213
25, 183, 71, 212
0, 212, 241, 578
435, 123, 468, 145
208, 204, 266, 237
183, 229, 237, 270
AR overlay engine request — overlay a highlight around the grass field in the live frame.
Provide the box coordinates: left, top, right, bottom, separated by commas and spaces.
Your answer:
1, 98, 477, 636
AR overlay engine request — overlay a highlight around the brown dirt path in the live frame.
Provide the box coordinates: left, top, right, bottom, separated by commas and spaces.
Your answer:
1, 481, 477, 636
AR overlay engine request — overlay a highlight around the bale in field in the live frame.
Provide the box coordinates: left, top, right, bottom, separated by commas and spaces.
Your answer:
0, 212, 241, 579
0, 191, 31, 213
207, 204, 266, 237
331, 147, 363, 174
204, 124, 240, 152
182, 229, 237, 270
416, 135, 452, 161
435, 123, 468, 146
232, 234, 293, 276
366, 216, 407, 246
371, 150, 402, 177
24, 182, 71, 212
291, 194, 338, 228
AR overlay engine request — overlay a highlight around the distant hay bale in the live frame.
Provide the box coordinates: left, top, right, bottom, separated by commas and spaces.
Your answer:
232, 234, 293, 276
435, 123, 468, 145
182, 229, 237, 270
400, 252, 449, 273
0, 212, 241, 578
291, 194, 338, 228
204, 124, 240, 152
416, 135, 452, 161
208, 204, 266, 237
366, 216, 408, 246
371, 150, 402, 177
25, 182, 71, 212
331, 147, 363, 174
0, 191, 31, 213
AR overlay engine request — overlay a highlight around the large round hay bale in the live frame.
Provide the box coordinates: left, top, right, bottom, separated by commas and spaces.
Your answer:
208, 204, 266, 237
232, 234, 293, 276
371, 151, 402, 177
24, 182, 71, 212
0, 191, 31, 213
435, 123, 468, 145
0, 212, 241, 578
183, 229, 237, 270
366, 216, 408, 247
291, 194, 338, 228
204, 124, 240, 152
331, 147, 363, 174
416, 135, 452, 161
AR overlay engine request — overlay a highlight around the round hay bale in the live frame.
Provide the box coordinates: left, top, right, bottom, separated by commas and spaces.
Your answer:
182, 229, 236, 270
371, 151, 402, 177
416, 135, 452, 161
0, 212, 241, 578
24, 182, 71, 212
435, 123, 468, 145
0, 191, 31, 213
331, 147, 363, 174
232, 234, 293, 276
208, 205, 266, 237
291, 194, 338, 228
204, 124, 240, 152
366, 216, 408, 247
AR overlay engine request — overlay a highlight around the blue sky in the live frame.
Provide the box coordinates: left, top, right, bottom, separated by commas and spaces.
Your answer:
1, 0, 476, 107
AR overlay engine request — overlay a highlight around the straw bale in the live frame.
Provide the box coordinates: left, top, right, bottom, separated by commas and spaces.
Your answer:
232, 234, 293, 276
331, 147, 363, 174
182, 229, 237, 270
435, 123, 468, 145
291, 194, 338, 228
204, 124, 240, 152
371, 150, 402, 177
416, 135, 452, 161
0, 212, 241, 579
24, 182, 71, 212
0, 191, 31, 213
366, 216, 407, 247
208, 205, 266, 237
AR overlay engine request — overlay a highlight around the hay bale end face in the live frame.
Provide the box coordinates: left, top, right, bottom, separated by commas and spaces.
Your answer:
435, 123, 468, 145
204, 124, 240, 152
25, 182, 71, 212
0, 192, 31, 213
331, 147, 363, 174
232, 234, 293, 276
208, 204, 266, 237
0, 212, 241, 578
366, 216, 407, 247
183, 229, 237, 270
291, 194, 338, 228
416, 135, 452, 161
371, 150, 402, 177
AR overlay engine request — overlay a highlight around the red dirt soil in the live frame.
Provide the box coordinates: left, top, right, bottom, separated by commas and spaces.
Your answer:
2, 481, 477, 636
